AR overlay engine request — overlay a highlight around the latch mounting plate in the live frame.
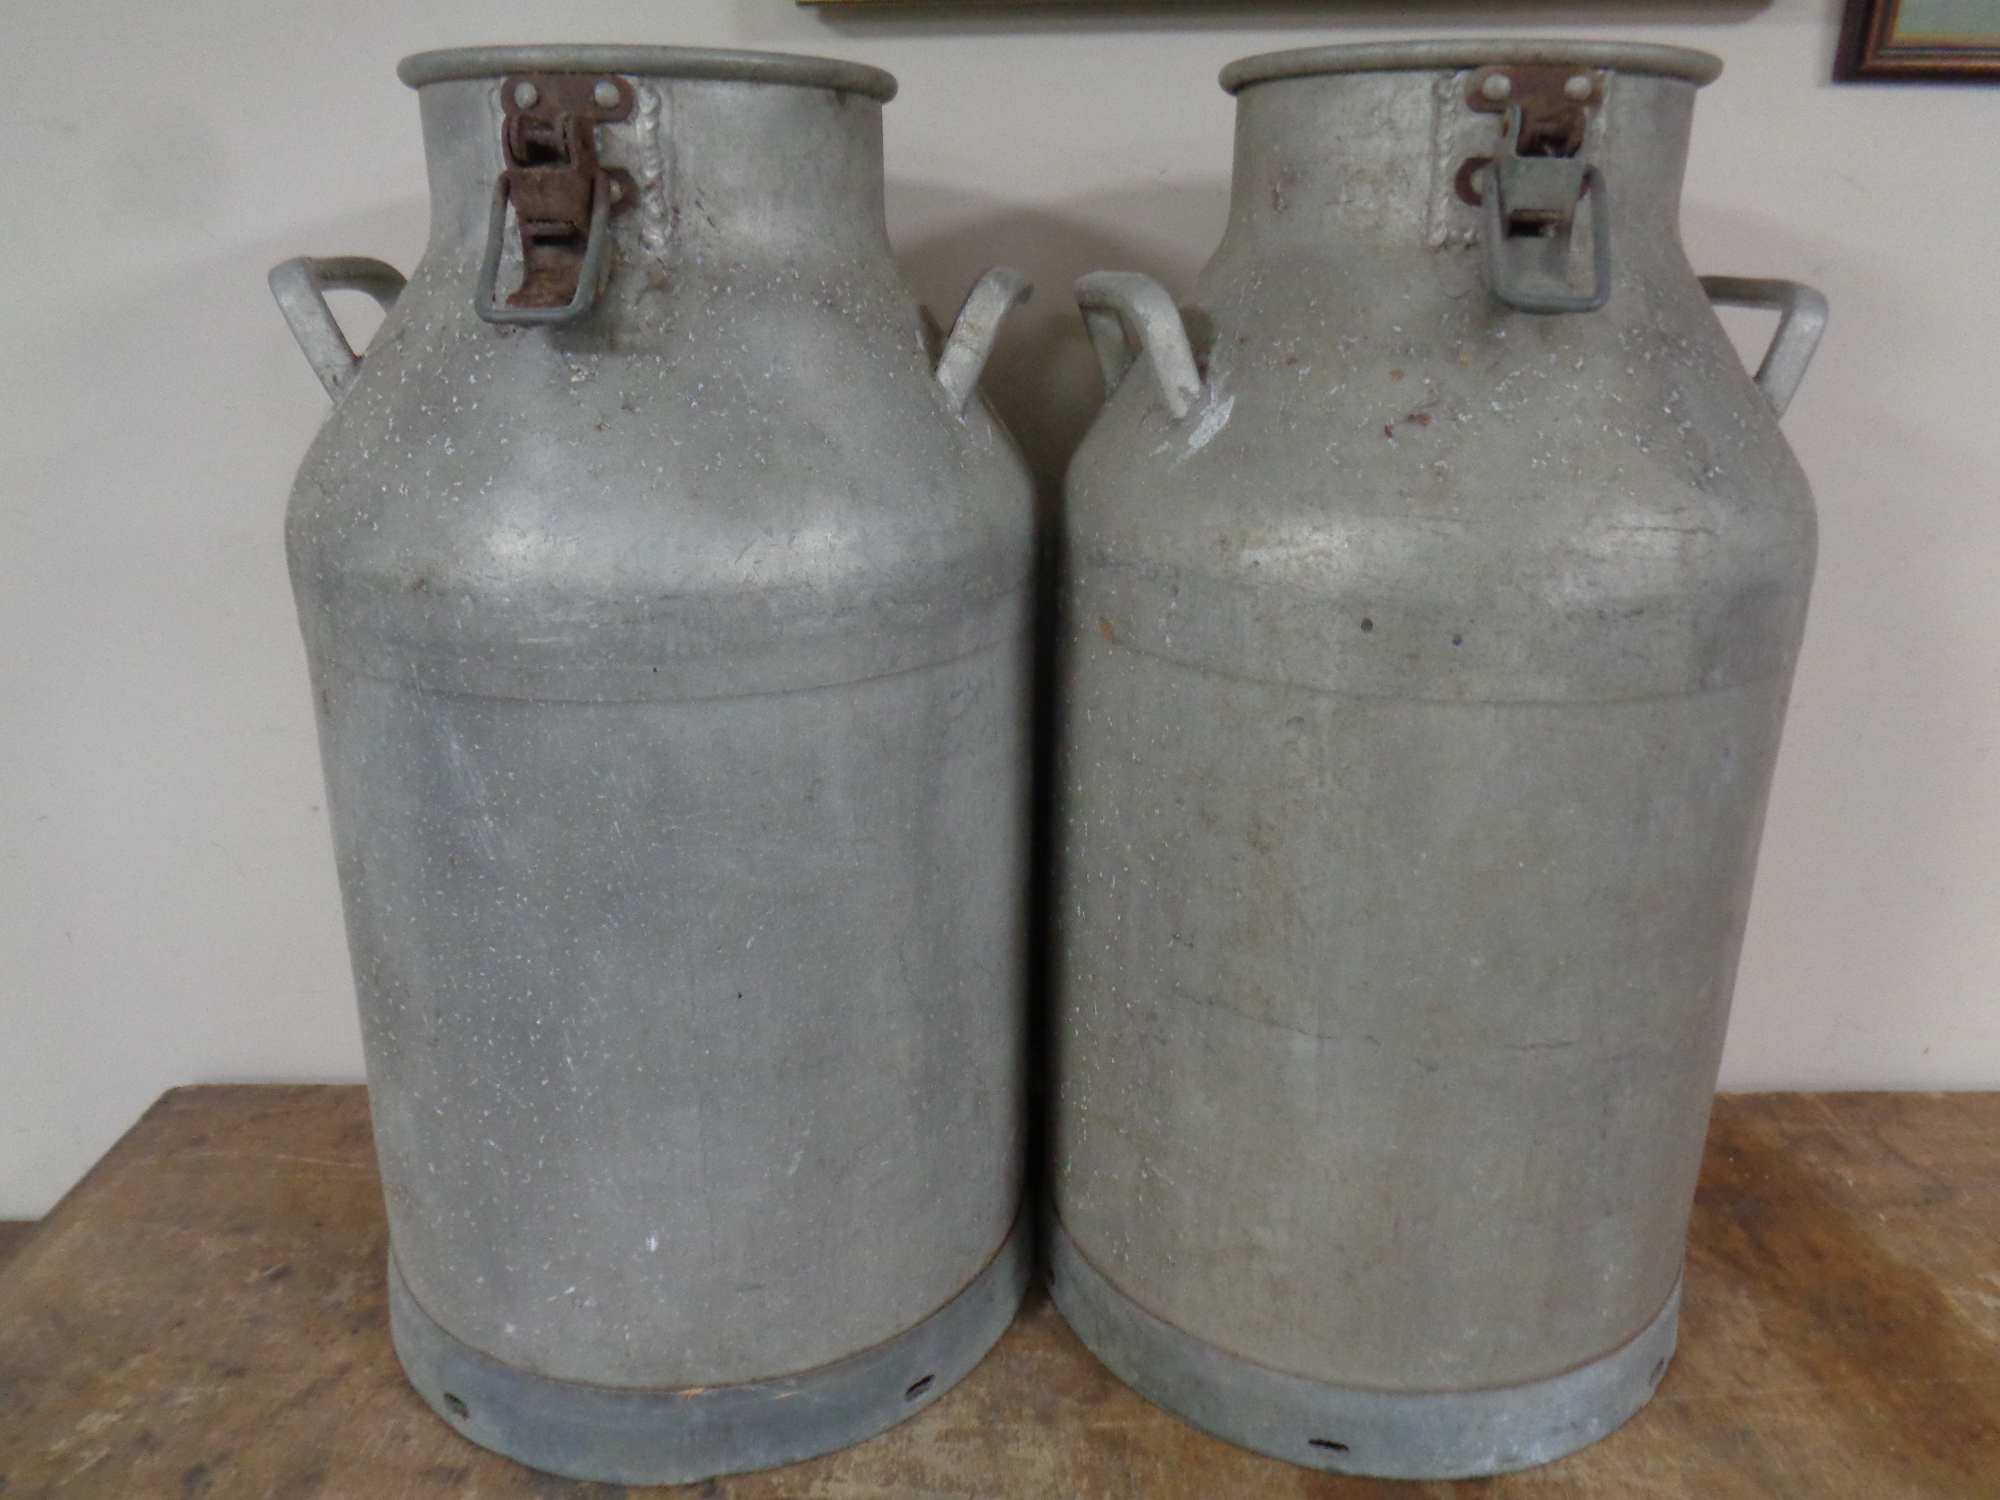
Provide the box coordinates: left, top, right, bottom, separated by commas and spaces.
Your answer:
495, 72, 638, 313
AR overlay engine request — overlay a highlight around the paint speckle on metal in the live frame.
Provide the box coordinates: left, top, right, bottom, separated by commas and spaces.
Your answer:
1054, 38, 1819, 1481
273, 43, 1034, 1488
1180, 391, 1235, 461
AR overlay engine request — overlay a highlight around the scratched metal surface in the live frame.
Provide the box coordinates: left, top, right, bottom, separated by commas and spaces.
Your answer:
278, 54, 1036, 1414
1052, 53, 1820, 1459
1, 1085, 1997, 1498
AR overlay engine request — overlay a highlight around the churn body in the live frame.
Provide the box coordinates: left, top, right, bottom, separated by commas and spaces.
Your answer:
1051, 42, 1822, 1477
276, 47, 1033, 1484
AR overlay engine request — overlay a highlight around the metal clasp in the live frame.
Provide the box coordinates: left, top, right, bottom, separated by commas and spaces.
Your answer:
475, 73, 638, 326
1456, 66, 1611, 316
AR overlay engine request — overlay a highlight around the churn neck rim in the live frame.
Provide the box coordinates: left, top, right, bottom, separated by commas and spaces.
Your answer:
397, 45, 898, 101
1220, 39, 1722, 94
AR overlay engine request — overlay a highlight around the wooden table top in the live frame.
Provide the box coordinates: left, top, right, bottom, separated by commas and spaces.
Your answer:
2, 1086, 1997, 1498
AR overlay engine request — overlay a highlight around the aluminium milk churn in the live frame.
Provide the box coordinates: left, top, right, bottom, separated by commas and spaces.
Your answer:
1051, 41, 1824, 1478
270, 45, 1035, 1486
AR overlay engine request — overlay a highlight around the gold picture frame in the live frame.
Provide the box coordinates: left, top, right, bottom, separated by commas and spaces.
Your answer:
1837, 0, 2000, 80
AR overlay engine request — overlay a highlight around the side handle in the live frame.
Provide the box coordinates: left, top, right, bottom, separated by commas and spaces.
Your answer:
934, 266, 1033, 416
1074, 271, 1203, 421
269, 257, 407, 399
1699, 276, 1829, 418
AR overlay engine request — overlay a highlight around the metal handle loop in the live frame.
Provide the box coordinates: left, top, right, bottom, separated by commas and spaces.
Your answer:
1074, 271, 1204, 421
267, 257, 407, 399
1698, 276, 1829, 418
473, 173, 614, 326
1481, 162, 1612, 316
935, 266, 1033, 415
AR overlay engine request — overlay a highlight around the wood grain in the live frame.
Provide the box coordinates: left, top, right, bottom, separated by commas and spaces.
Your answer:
1, 1087, 1996, 1498
0, 1224, 35, 1272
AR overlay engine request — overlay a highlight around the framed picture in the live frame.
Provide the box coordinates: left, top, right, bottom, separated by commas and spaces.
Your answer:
1836, 0, 2000, 80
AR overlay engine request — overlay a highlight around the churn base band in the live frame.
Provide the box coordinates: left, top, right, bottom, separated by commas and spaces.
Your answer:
1049, 1216, 1677, 1479
388, 1210, 1030, 1485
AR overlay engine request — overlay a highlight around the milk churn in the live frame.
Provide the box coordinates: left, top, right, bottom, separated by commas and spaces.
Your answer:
270, 46, 1034, 1485
1051, 41, 1824, 1477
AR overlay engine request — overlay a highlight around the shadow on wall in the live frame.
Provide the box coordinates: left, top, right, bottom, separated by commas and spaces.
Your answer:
889, 177, 1227, 1185
892, 177, 1232, 496
1677, 195, 1995, 1083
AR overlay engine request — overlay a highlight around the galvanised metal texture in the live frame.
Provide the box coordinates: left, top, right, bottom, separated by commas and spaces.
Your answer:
1050, 1221, 1679, 1479
389, 1215, 1032, 1486
273, 44, 1034, 1484
1052, 41, 1822, 1478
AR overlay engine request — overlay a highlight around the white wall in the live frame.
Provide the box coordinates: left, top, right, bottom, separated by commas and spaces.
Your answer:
3, 0, 1995, 1217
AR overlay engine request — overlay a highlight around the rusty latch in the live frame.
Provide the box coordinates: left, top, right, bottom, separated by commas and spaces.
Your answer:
1453, 65, 1600, 210
474, 73, 638, 325
1455, 65, 1612, 316
1466, 66, 1598, 156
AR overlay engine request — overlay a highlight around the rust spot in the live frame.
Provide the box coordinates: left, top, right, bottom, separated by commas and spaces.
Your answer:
1390, 370, 1404, 381
497, 74, 638, 311
1383, 425, 1395, 439
1465, 65, 1598, 156
1098, 618, 1115, 643
1455, 155, 1496, 208
1406, 412, 1432, 426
